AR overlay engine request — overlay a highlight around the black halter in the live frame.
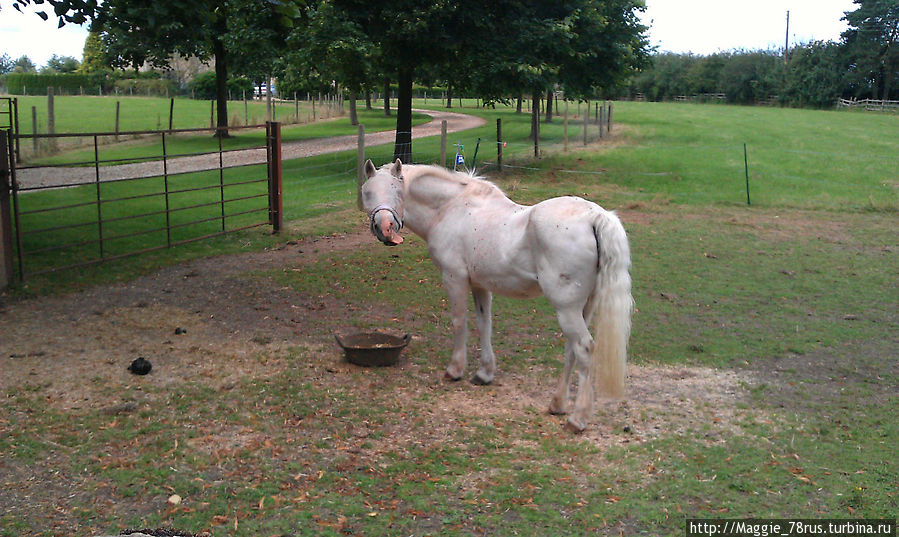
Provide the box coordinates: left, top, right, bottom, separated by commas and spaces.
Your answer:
369, 204, 404, 235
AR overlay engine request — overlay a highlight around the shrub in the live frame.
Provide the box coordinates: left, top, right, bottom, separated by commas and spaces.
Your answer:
188, 71, 254, 100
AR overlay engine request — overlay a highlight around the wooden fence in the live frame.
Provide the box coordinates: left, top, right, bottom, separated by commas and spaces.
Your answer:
837, 98, 899, 112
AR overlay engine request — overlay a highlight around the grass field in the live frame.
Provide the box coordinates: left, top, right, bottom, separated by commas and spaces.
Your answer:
1, 100, 897, 536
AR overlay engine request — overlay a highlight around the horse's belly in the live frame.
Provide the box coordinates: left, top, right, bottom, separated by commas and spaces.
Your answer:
467, 245, 542, 298
471, 268, 542, 298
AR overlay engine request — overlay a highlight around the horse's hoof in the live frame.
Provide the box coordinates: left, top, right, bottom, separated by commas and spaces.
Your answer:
443, 371, 462, 382
470, 374, 493, 386
564, 420, 587, 434
548, 406, 568, 416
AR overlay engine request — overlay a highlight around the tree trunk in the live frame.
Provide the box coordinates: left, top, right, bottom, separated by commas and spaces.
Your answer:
544, 88, 554, 123
213, 36, 229, 138
365, 92, 372, 110
528, 93, 539, 140
349, 91, 358, 125
446, 84, 453, 108
383, 78, 391, 116
394, 67, 413, 164
516, 94, 522, 114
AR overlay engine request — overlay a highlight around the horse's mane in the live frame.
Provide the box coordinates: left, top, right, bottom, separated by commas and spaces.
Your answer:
406, 164, 501, 198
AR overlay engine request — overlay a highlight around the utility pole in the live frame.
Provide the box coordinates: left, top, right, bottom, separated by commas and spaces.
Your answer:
784, 10, 790, 64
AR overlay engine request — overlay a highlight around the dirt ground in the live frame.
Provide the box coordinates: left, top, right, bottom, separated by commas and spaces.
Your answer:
0, 224, 759, 452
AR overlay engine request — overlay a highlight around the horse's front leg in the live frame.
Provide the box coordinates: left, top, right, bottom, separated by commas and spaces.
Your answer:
471, 287, 496, 385
442, 272, 470, 381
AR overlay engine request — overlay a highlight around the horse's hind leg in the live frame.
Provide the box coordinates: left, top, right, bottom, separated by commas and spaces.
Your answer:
551, 296, 595, 414
442, 272, 470, 381
471, 287, 496, 385
555, 307, 595, 432
549, 340, 576, 414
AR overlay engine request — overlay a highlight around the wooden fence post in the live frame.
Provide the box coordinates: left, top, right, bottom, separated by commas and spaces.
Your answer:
47, 87, 57, 153
440, 120, 447, 168
31, 106, 38, 154
583, 106, 588, 146
496, 118, 503, 173
115, 101, 121, 142
266, 121, 283, 233
599, 104, 605, 139
357, 124, 365, 210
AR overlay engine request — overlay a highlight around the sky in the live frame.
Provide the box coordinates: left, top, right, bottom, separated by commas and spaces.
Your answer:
2, 0, 859, 69
640, 0, 857, 55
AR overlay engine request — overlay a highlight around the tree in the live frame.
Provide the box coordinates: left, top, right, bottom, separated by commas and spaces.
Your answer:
286, 1, 376, 126
330, 0, 457, 163
12, 55, 37, 73
782, 41, 847, 107
0, 53, 13, 75
42, 54, 81, 73
842, 0, 899, 100
328, 0, 648, 161
80, 30, 110, 73
8, 0, 302, 136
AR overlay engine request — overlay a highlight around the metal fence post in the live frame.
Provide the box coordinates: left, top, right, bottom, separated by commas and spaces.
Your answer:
0, 130, 13, 287
13, 98, 20, 163
266, 121, 283, 233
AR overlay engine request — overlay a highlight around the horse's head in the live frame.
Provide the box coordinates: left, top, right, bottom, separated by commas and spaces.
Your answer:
361, 158, 405, 246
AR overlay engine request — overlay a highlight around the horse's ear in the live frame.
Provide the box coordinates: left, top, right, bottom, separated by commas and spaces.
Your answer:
391, 158, 403, 179
364, 159, 377, 179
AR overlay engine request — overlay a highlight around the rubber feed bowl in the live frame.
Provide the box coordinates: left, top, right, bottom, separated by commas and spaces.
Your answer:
335, 333, 411, 367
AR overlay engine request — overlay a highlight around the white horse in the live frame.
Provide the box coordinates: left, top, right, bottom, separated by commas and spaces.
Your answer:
361, 159, 633, 432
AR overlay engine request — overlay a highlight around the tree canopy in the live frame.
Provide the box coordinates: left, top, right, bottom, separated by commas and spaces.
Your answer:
306, 0, 649, 161
9, 0, 302, 135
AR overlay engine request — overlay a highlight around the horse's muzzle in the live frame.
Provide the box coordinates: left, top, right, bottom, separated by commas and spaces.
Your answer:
370, 208, 404, 246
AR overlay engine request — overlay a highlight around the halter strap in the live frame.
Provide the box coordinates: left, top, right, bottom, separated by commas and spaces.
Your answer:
369, 204, 404, 230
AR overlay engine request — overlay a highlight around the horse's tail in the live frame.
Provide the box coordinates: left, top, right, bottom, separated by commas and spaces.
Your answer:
590, 210, 634, 400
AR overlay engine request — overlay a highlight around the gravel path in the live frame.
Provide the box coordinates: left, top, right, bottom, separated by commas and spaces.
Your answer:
15, 109, 485, 189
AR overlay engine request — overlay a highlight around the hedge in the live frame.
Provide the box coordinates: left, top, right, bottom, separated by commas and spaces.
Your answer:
4, 73, 105, 95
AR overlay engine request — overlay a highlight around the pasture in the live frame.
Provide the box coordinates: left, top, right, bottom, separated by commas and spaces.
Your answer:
0, 101, 896, 536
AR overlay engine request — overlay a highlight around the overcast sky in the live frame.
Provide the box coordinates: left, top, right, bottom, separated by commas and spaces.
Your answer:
2, 0, 858, 68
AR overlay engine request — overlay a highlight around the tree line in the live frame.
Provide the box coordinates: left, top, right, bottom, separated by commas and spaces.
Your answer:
627, 0, 898, 108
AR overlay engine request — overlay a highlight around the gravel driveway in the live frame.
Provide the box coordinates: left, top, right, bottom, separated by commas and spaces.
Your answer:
15, 109, 485, 189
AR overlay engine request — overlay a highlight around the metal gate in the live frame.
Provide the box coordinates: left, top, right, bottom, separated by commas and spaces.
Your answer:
0, 118, 282, 283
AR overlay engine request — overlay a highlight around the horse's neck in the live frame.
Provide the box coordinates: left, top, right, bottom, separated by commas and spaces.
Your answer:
404, 168, 472, 237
